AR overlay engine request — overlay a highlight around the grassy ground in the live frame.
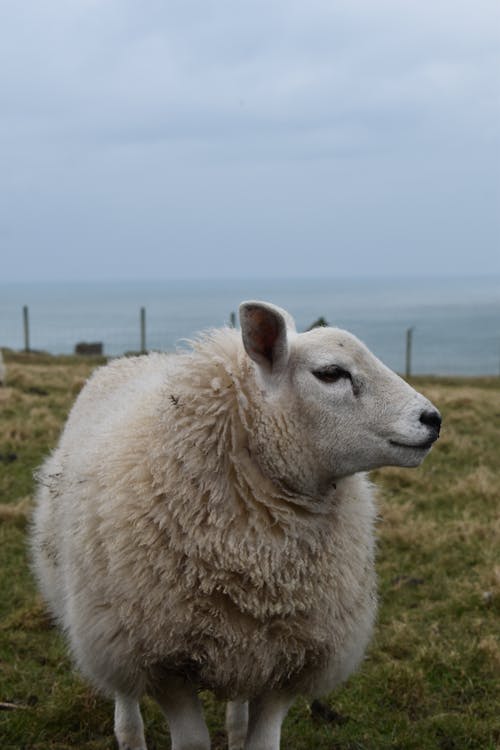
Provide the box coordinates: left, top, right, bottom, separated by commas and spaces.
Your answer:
1, 352, 499, 750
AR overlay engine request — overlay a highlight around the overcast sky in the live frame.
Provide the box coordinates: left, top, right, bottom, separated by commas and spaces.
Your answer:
1, 0, 499, 282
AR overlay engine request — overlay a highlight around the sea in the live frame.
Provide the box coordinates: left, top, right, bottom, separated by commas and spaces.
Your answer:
0, 277, 499, 376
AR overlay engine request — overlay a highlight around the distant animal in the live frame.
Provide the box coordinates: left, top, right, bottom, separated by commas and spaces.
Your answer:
31, 301, 441, 750
74, 341, 103, 356
0, 349, 6, 386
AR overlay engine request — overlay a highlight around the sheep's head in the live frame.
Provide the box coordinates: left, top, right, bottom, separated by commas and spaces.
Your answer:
239, 301, 441, 495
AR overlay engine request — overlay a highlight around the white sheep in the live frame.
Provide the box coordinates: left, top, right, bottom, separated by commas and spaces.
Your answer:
31, 301, 441, 750
0, 349, 6, 386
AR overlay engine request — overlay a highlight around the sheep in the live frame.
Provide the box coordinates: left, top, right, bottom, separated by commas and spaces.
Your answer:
0, 349, 6, 386
31, 301, 441, 750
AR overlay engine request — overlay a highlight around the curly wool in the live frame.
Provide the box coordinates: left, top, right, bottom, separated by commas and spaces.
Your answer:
32, 328, 377, 700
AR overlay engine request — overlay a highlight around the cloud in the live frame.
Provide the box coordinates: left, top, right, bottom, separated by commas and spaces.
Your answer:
0, 0, 499, 280
2, 1, 498, 139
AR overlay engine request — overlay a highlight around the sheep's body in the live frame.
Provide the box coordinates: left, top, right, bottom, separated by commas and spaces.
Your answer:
33, 334, 375, 699
32, 302, 440, 750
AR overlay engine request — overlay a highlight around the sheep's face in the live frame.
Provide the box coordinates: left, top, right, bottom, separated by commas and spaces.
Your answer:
240, 301, 441, 491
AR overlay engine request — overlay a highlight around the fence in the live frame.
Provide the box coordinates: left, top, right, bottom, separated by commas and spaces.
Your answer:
1, 304, 499, 377
8, 305, 180, 360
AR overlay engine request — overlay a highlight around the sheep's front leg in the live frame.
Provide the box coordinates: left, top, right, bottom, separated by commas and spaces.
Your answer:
226, 700, 248, 750
114, 694, 147, 750
153, 677, 210, 750
244, 691, 294, 750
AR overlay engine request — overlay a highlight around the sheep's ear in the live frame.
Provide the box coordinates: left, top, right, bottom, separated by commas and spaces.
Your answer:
239, 301, 293, 373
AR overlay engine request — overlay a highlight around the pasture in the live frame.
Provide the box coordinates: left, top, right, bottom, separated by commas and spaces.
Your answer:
0, 351, 499, 749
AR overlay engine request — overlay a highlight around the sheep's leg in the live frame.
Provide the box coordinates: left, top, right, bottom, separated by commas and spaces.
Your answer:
243, 691, 293, 750
114, 694, 147, 750
153, 677, 210, 750
226, 700, 248, 750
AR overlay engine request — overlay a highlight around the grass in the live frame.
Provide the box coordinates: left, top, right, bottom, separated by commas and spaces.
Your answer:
0, 352, 499, 750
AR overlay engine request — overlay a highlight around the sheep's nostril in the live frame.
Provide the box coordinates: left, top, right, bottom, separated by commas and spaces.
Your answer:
419, 409, 442, 437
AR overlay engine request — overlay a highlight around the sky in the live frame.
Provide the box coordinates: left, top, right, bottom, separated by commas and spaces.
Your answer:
1, 0, 499, 282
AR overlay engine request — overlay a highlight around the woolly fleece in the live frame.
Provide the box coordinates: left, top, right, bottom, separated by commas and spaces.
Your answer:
32, 328, 377, 701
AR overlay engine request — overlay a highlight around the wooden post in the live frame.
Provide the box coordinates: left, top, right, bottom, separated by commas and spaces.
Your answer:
140, 307, 146, 354
23, 305, 30, 353
405, 326, 414, 379
229, 311, 236, 328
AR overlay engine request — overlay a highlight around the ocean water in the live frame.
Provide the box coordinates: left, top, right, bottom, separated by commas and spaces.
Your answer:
0, 277, 499, 376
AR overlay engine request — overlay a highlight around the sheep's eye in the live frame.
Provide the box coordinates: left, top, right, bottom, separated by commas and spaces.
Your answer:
312, 366, 352, 384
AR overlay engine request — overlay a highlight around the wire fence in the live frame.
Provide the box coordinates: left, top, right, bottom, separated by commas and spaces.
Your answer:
1, 304, 499, 377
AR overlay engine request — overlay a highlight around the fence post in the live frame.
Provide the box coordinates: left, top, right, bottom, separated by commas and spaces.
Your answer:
405, 326, 414, 379
229, 311, 236, 328
140, 307, 146, 354
23, 305, 30, 353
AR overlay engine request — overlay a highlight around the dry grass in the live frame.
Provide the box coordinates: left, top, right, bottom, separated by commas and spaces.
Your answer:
0, 353, 499, 749
0, 497, 31, 524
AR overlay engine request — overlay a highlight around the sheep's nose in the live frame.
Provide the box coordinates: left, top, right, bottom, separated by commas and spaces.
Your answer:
419, 409, 442, 439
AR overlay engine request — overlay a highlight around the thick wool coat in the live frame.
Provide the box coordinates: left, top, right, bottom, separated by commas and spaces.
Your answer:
32, 329, 377, 701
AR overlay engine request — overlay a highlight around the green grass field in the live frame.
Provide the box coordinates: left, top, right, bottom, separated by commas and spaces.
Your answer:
1, 351, 499, 750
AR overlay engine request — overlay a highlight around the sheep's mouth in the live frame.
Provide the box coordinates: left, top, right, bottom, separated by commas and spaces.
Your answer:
389, 438, 435, 451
